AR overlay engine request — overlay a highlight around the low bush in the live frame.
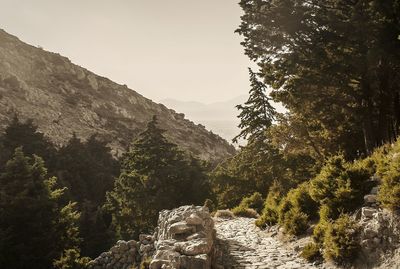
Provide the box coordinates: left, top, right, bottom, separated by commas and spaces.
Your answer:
231, 206, 259, 218
281, 208, 309, 236
323, 214, 360, 264
239, 192, 264, 213
255, 181, 284, 228
312, 220, 328, 247
309, 155, 371, 217
255, 207, 278, 228
53, 249, 90, 269
214, 210, 235, 219
301, 242, 322, 262
277, 183, 317, 235
377, 145, 400, 210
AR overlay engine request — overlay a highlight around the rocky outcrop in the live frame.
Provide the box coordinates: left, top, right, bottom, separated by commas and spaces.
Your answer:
89, 206, 215, 269
150, 206, 215, 269
357, 206, 400, 267
0, 29, 235, 161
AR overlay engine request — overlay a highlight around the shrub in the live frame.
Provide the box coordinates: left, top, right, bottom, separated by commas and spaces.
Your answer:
309, 155, 371, 216
377, 150, 400, 210
53, 249, 90, 269
239, 192, 264, 213
313, 220, 328, 247
214, 210, 235, 219
281, 208, 309, 236
280, 183, 318, 221
255, 207, 279, 228
255, 181, 284, 228
277, 183, 317, 235
231, 206, 259, 218
301, 242, 322, 262
323, 214, 360, 264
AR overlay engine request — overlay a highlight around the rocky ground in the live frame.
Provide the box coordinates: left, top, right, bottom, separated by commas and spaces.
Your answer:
214, 217, 322, 269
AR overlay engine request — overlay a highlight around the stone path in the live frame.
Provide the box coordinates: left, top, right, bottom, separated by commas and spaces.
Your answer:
214, 217, 320, 269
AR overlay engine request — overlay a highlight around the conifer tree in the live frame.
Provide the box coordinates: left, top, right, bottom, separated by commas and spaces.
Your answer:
105, 116, 209, 239
0, 116, 56, 171
56, 134, 118, 257
0, 148, 83, 269
233, 68, 276, 143
236, 0, 400, 157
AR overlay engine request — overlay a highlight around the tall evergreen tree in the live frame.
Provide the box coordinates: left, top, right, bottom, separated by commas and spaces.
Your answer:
105, 116, 209, 239
0, 116, 56, 171
56, 134, 119, 258
0, 148, 83, 269
233, 68, 276, 143
236, 0, 400, 156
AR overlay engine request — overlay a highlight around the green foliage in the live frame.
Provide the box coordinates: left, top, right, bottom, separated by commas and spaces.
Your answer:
233, 68, 276, 143
105, 116, 210, 239
231, 206, 259, 218
57, 134, 119, 257
57, 134, 119, 206
301, 242, 322, 262
238, 192, 264, 213
378, 170, 400, 210
0, 148, 82, 269
313, 218, 329, 247
0, 116, 57, 170
237, 0, 400, 157
255, 181, 285, 228
323, 214, 360, 264
274, 183, 317, 235
281, 208, 309, 236
53, 249, 91, 269
210, 136, 285, 209
309, 155, 371, 217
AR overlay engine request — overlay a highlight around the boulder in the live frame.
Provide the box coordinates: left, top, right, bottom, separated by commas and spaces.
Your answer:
362, 207, 377, 219
169, 222, 196, 236
364, 194, 377, 204
150, 205, 215, 269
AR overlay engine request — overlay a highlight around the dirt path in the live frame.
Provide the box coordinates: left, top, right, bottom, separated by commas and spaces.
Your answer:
214, 217, 320, 269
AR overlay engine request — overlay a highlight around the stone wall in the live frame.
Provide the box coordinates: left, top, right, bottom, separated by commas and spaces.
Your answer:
87, 240, 138, 269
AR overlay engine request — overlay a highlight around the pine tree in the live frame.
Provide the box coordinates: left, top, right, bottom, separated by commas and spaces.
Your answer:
236, 0, 400, 157
105, 116, 209, 239
0, 148, 83, 269
56, 133, 118, 258
233, 68, 276, 143
0, 116, 56, 171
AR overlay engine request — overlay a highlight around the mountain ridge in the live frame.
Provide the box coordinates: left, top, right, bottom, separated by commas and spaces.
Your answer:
160, 95, 247, 142
0, 29, 235, 161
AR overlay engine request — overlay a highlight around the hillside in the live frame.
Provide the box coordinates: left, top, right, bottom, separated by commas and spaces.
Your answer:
0, 29, 235, 161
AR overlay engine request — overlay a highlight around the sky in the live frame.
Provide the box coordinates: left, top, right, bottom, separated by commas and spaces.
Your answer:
0, 0, 254, 103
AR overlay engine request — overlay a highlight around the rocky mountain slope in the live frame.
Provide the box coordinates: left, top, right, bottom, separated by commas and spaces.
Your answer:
0, 29, 235, 160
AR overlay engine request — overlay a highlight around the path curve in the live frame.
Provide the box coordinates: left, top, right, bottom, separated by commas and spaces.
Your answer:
214, 217, 320, 269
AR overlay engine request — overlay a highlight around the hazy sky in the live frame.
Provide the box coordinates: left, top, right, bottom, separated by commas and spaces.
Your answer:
0, 0, 254, 103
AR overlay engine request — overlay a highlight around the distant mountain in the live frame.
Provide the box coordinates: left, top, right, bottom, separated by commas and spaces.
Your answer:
161, 95, 247, 143
0, 29, 235, 161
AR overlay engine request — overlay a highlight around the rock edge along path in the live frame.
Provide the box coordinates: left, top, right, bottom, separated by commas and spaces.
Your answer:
214, 217, 320, 269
